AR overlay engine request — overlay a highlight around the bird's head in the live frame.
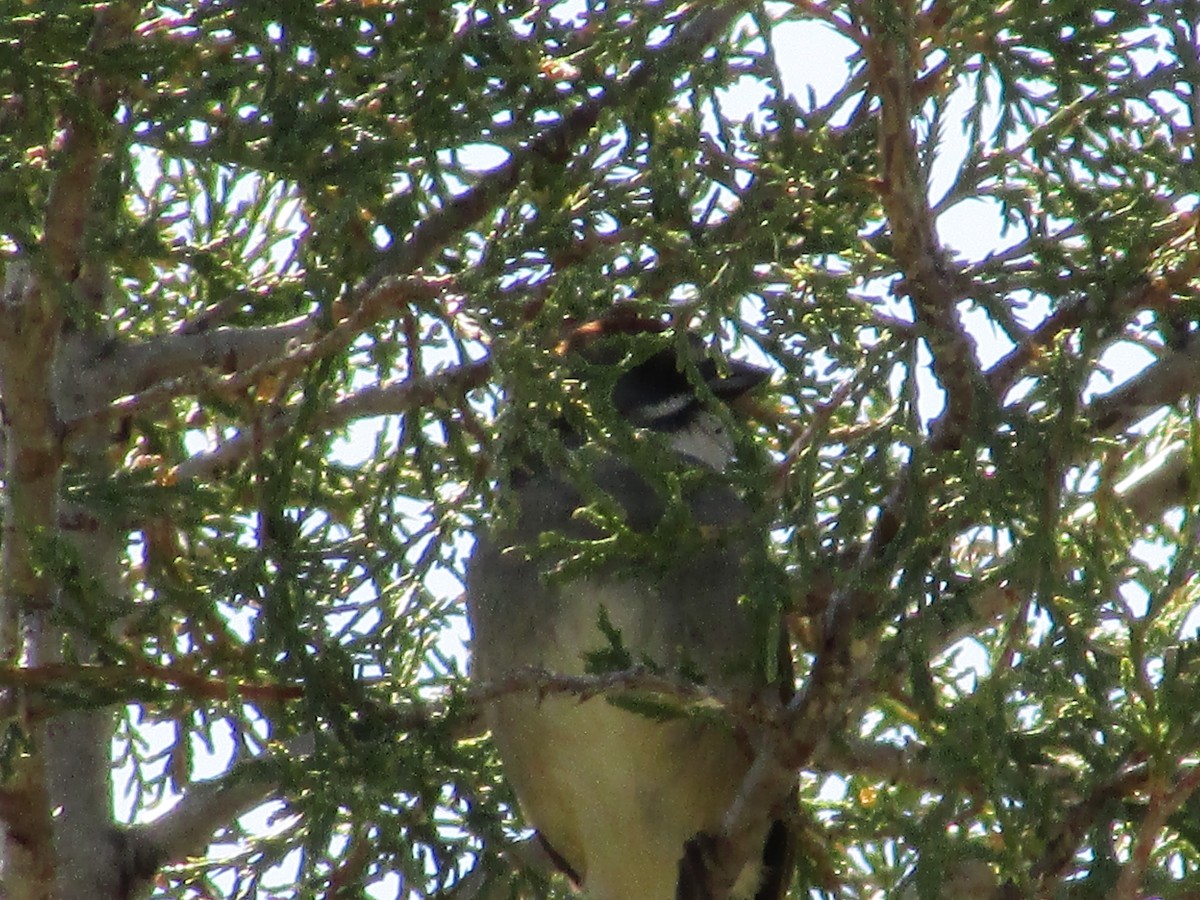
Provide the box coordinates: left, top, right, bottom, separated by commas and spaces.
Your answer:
608, 335, 768, 471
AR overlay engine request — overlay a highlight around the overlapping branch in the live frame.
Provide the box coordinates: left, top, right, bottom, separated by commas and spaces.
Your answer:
358, 2, 747, 294
986, 214, 1200, 399
866, 4, 982, 442
706, 16, 1200, 899
705, 6, 993, 887
60, 274, 454, 444
172, 358, 491, 481
57, 4, 751, 486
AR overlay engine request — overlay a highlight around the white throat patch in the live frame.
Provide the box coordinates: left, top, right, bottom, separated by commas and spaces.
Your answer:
665, 410, 736, 472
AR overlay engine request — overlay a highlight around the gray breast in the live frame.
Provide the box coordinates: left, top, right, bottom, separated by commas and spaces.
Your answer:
467, 455, 757, 685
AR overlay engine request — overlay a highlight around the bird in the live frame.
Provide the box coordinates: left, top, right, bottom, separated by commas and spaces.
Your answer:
467, 329, 791, 900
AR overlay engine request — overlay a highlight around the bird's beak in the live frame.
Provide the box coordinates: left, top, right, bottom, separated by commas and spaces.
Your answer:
707, 358, 770, 406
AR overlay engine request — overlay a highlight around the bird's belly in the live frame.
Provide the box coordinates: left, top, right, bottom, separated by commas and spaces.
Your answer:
482, 576, 761, 900
487, 691, 753, 900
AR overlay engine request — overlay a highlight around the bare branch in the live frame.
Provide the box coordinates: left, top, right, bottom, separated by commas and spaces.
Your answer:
987, 215, 1200, 398
0, 662, 304, 708
1116, 447, 1195, 522
120, 735, 315, 900
85, 316, 314, 414
1113, 764, 1200, 900
811, 737, 946, 788
865, 5, 982, 443
61, 275, 452, 442
172, 358, 491, 482
985, 293, 1092, 397
41, 5, 137, 282
1089, 332, 1200, 435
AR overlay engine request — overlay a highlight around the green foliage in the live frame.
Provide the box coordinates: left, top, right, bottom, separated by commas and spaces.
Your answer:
3, 0, 1200, 897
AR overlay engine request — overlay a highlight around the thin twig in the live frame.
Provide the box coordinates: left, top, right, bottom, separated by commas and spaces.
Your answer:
1113, 764, 1200, 900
